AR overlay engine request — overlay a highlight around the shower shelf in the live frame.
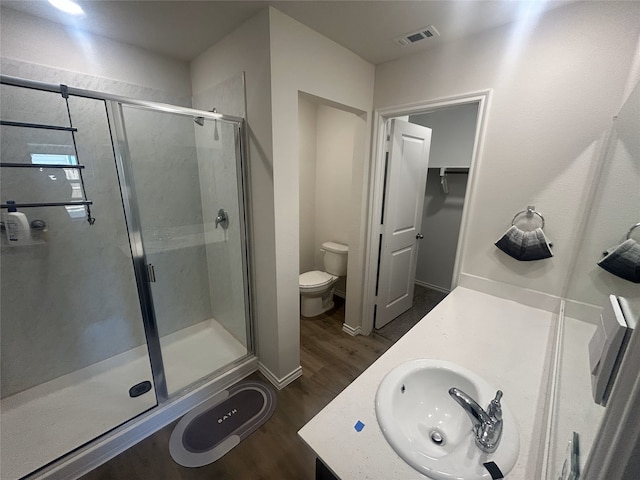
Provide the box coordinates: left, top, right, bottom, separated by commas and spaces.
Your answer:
0, 164, 93, 211
0, 201, 93, 209
1, 115, 96, 223
0, 163, 86, 169
0, 120, 77, 132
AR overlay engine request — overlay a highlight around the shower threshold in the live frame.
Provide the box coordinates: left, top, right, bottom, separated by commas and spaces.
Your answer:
0, 317, 247, 480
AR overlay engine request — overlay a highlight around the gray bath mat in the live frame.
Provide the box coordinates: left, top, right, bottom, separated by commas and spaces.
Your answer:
169, 380, 276, 467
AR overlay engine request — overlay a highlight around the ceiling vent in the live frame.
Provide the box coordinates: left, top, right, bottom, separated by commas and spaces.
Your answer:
393, 26, 440, 47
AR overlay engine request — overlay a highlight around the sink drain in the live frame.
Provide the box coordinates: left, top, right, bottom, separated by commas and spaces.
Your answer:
430, 430, 446, 446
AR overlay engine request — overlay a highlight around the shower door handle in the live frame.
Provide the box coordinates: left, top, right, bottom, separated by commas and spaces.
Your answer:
146, 264, 156, 283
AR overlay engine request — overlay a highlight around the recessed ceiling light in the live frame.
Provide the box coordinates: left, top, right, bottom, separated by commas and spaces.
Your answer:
48, 0, 85, 16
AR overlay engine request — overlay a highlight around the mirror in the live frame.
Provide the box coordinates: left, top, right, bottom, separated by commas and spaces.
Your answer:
548, 79, 640, 477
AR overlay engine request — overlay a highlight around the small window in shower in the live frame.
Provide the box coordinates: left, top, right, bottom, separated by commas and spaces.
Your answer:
30, 153, 77, 165
31, 153, 86, 219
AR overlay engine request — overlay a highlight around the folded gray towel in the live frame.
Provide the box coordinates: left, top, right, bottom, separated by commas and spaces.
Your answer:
598, 239, 640, 283
495, 226, 553, 261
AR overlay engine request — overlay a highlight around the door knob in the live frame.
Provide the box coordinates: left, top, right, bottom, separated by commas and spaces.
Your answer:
416, 233, 424, 239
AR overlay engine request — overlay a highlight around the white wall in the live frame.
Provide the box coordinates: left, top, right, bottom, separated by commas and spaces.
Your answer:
193, 8, 373, 382
375, 1, 640, 299
269, 7, 375, 377
190, 9, 279, 378
299, 97, 357, 298
314, 104, 356, 271
0, 7, 191, 102
298, 95, 318, 273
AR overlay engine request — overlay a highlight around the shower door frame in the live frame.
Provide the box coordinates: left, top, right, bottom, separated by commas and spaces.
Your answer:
0, 70, 255, 398
106, 100, 255, 402
0, 73, 256, 479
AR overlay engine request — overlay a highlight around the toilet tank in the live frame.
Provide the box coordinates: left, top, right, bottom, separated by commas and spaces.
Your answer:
322, 242, 348, 276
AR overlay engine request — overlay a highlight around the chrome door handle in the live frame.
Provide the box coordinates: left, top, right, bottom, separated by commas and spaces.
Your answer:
416, 233, 424, 239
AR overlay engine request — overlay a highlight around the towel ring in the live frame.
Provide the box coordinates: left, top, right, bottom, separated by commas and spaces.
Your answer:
627, 222, 640, 240
512, 206, 545, 229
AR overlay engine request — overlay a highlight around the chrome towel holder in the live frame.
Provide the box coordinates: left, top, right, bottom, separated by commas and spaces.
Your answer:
601, 222, 640, 257
511, 206, 545, 229
627, 222, 640, 240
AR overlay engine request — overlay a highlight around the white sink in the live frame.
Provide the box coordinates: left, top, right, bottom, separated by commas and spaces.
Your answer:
375, 359, 520, 480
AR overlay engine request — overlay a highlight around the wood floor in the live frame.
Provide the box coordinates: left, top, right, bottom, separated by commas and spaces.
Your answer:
80, 298, 393, 480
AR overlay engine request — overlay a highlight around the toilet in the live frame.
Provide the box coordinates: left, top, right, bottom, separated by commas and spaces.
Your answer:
299, 241, 348, 318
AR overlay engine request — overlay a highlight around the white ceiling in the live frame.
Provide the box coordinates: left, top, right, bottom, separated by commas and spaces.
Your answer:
1, 0, 571, 64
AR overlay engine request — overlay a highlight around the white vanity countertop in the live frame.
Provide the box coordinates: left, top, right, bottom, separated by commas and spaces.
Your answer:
298, 287, 555, 479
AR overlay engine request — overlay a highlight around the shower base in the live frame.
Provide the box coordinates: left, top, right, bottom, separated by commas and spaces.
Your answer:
0, 317, 247, 480
160, 318, 248, 395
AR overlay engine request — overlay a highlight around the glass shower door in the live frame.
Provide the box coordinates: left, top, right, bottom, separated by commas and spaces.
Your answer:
113, 104, 251, 397
0, 84, 157, 479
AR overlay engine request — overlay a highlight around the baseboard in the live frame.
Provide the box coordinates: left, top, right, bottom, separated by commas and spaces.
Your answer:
33, 356, 258, 480
334, 289, 346, 299
257, 362, 302, 390
458, 273, 562, 314
414, 279, 450, 294
342, 323, 361, 336
563, 298, 601, 325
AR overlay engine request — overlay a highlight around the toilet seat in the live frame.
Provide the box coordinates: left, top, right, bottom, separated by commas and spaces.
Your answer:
299, 271, 336, 288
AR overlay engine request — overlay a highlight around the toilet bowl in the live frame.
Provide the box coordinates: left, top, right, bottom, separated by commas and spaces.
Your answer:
299, 242, 348, 318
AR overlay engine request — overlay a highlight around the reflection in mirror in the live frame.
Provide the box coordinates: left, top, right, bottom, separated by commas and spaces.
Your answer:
548, 79, 640, 477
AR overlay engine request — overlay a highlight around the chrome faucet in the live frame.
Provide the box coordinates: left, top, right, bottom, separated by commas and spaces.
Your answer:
448, 387, 503, 453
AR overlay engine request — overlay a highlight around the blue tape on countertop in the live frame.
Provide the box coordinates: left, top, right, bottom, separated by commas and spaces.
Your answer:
354, 420, 365, 432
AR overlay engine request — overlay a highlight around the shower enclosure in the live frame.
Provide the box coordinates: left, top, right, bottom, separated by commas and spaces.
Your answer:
0, 76, 254, 479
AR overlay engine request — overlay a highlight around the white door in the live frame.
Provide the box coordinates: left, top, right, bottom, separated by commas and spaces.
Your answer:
375, 119, 431, 329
